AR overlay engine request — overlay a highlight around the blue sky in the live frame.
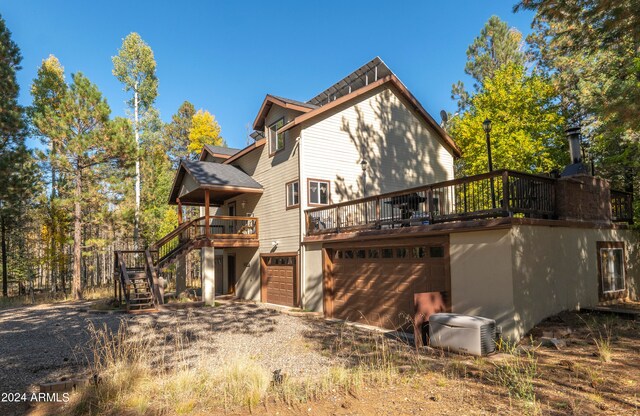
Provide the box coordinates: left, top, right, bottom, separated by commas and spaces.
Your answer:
2, 1, 535, 151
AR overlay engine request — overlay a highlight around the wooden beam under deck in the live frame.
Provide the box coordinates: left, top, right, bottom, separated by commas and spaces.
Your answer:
189, 238, 259, 249
302, 216, 629, 245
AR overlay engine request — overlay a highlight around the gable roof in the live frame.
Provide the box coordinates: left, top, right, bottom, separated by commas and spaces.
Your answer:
277, 74, 462, 158
168, 160, 263, 205
200, 144, 241, 161
252, 94, 317, 131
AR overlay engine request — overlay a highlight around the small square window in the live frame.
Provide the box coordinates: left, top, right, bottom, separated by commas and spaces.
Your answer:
381, 248, 394, 259
430, 246, 445, 258
309, 180, 330, 205
344, 250, 354, 259
356, 249, 366, 259
396, 248, 409, 258
286, 181, 299, 208
368, 249, 379, 259
269, 117, 285, 154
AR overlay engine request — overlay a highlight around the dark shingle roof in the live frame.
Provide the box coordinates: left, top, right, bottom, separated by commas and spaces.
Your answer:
203, 144, 241, 156
182, 161, 262, 189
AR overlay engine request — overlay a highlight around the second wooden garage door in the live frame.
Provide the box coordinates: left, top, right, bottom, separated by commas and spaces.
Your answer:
261, 255, 298, 307
325, 237, 450, 329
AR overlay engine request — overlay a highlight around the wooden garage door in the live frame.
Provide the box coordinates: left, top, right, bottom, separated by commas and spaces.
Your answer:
325, 237, 450, 329
261, 255, 297, 307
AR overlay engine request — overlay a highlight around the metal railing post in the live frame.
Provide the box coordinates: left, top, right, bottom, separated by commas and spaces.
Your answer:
502, 170, 510, 215
427, 187, 434, 222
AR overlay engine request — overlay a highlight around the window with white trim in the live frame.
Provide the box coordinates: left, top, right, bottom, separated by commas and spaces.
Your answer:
269, 117, 285, 154
309, 180, 329, 205
286, 181, 299, 208
600, 247, 625, 293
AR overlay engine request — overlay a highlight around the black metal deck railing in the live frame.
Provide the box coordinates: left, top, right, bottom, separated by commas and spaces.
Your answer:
305, 169, 632, 235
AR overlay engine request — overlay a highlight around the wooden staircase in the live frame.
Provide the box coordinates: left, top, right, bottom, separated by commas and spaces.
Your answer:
126, 271, 155, 310
114, 249, 163, 312
113, 215, 259, 311
113, 217, 206, 311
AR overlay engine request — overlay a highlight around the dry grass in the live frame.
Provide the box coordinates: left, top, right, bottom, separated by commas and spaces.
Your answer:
36, 310, 640, 415
63, 320, 414, 415
489, 342, 538, 403
580, 316, 615, 363
0, 286, 113, 309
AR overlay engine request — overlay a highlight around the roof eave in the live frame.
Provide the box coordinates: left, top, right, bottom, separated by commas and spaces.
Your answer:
168, 161, 188, 204
223, 138, 266, 165
252, 94, 315, 131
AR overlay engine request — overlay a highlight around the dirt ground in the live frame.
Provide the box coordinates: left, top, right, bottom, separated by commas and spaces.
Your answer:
4, 301, 640, 416
225, 310, 640, 416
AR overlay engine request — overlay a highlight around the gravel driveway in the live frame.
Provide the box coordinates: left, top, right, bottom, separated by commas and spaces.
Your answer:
0, 301, 340, 414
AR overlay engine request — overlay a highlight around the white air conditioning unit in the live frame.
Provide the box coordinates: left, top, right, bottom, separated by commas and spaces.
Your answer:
429, 313, 497, 356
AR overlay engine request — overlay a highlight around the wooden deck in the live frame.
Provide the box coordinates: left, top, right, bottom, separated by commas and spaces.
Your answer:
154, 215, 259, 261
305, 169, 633, 237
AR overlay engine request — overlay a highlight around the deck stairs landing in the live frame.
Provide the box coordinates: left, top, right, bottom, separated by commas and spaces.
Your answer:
114, 215, 259, 311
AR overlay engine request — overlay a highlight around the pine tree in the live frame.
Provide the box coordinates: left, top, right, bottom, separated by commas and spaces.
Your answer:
451, 16, 525, 112
30, 54, 67, 292
52, 73, 133, 299
517, 0, 640, 220
0, 14, 39, 297
140, 108, 176, 244
165, 101, 195, 167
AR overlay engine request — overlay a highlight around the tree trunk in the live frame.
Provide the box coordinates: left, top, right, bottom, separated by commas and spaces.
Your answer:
72, 168, 83, 300
50, 145, 57, 292
134, 87, 141, 245
2, 215, 7, 297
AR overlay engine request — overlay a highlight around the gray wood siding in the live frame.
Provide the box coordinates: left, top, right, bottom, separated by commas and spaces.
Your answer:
222, 106, 302, 253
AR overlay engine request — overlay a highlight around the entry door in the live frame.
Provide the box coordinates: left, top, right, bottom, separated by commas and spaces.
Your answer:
227, 255, 236, 294
214, 255, 223, 295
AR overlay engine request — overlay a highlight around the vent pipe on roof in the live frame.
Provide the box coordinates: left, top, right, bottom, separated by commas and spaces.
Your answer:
566, 126, 582, 164
561, 125, 589, 177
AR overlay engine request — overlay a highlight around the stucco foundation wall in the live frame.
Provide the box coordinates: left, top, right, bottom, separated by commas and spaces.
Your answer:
511, 225, 640, 337
233, 248, 261, 302
302, 243, 324, 312
449, 229, 518, 338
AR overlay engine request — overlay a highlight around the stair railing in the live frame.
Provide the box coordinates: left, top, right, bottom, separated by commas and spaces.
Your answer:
144, 248, 163, 305
114, 251, 132, 308
152, 216, 204, 264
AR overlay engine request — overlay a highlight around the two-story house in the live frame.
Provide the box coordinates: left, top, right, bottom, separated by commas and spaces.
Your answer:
135, 57, 638, 341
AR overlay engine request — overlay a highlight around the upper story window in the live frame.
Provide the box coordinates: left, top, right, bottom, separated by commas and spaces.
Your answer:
269, 117, 285, 155
308, 179, 330, 205
286, 180, 299, 208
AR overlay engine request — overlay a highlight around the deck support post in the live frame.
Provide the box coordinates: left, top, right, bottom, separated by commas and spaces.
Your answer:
205, 190, 210, 239
202, 246, 216, 305
176, 255, 187, 295
177, 198, 183, 225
